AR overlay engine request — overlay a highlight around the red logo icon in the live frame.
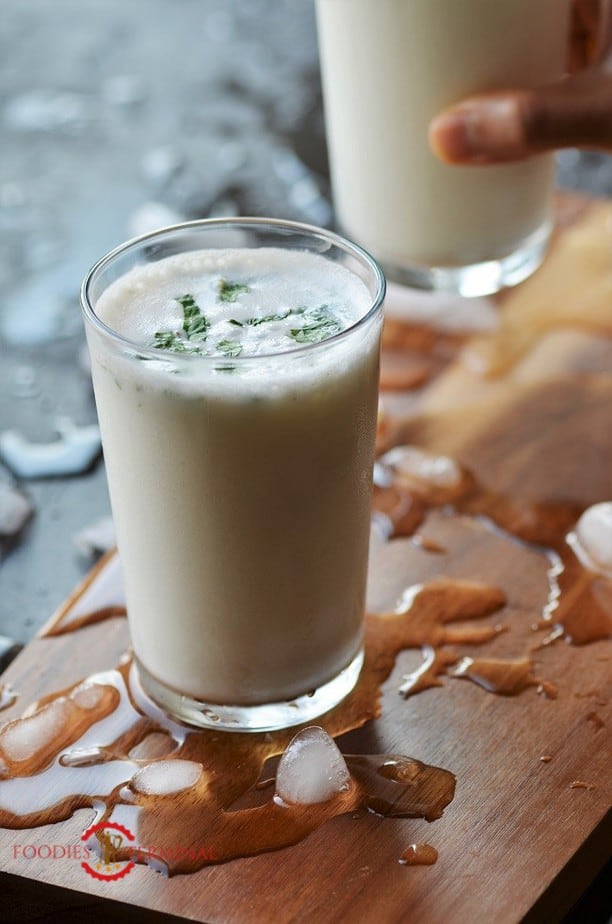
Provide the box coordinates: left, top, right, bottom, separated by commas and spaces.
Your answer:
81, 821, 135, 881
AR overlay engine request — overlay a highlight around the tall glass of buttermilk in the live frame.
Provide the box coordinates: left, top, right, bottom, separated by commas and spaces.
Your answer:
81, 219, 385, 732
316, 0, 571, 296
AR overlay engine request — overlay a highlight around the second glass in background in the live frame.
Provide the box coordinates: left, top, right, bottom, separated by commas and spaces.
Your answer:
316, 0, 571, 296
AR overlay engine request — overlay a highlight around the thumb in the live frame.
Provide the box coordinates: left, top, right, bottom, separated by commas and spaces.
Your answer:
428, 68, 612, 164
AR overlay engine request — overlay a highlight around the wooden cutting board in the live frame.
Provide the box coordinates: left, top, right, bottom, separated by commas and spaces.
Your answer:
0, 197, 610, 924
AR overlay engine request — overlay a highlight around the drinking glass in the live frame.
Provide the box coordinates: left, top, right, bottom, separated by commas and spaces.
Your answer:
316, 0, 571, 296
81, 219, 385, 731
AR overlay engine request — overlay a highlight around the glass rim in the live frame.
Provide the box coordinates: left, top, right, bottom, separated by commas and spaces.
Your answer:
80, 217, 386, 363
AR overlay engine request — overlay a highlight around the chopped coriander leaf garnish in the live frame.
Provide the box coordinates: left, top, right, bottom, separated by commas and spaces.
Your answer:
218, 279, 250, 303
152, 294, 210, 353
151, 298, 342, 355
178, 294, 209, 341
229, 307, 305, 328
153, 331, 190, 352
217, 339, 243, 358
177, 294, 198, 312
245, 309, 292, 326
289, 305, 341, 344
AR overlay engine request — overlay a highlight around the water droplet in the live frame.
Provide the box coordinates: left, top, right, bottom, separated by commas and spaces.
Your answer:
399, 844, 438, 866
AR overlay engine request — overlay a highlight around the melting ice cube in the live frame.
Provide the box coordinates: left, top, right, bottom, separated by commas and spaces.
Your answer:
131, 759, 203, 796
0, 699, 71, 762
70, 682, 106, 710
0, 418, 101, 479
380, 446, 461, 489
571, 502, 612, 578
275, 726, 351, 805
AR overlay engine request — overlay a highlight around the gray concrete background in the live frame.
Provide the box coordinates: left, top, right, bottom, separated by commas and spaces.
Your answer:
0, 0, 610, 645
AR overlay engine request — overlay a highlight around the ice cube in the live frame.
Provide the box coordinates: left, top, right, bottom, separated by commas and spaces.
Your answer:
130, 759, 203, 796
572, 503, 612, 577
70, 682, 106, 710
380, 446, 461, 489
275, 726, 351, 805
0, 418, 101, 479
0, 699, 71, 762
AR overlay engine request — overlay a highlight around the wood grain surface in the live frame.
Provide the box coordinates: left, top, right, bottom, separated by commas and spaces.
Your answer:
0, 198, 610, 924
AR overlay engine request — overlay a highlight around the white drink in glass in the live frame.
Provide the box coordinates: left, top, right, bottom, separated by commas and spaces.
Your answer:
316, 0, 571, 295
81, 220, 384, 731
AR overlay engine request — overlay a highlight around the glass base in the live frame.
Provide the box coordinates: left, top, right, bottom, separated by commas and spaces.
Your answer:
379, 221, 551, 297
135, 649, 364, 733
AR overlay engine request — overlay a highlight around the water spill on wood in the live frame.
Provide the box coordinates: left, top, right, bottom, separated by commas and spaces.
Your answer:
0, 571, 507, 867
450, 656, 558, 698
0, 655, 456, 872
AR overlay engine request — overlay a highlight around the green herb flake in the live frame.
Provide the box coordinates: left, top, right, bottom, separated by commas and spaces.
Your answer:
218, 279, 250, 303
178, 294, 210, 342
153, 330, 189, 352
152, 294, 211, 353
289, 305, 341, 344
245, 309, 292, 326
217, 339, 243, 358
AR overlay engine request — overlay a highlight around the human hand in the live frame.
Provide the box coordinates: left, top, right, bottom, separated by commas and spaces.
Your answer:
429, 0, 612, 164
